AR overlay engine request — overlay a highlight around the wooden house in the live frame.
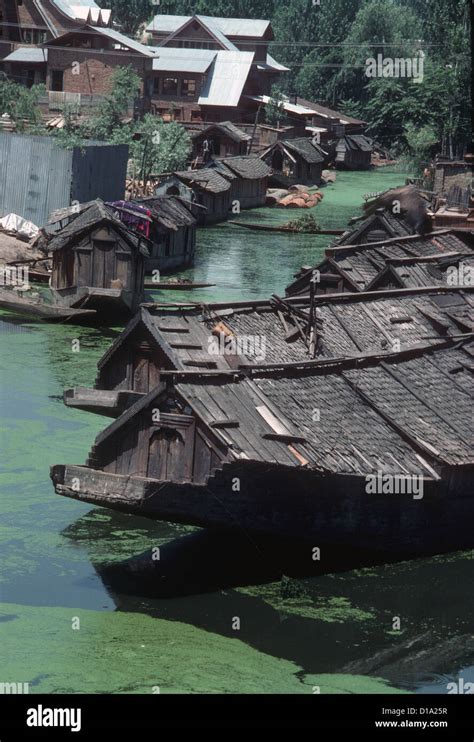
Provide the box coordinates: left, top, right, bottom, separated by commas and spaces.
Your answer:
260, 137, 326, 186
214, 156, 271, 209
333, 209, 415, 246
335, 135, 373, 170
47, 200, 148, 318
63, 286, 474, 417
286, 229, 474, 296
173, 168, 233, 224
132, 197, 198, 273
189, 121, 251, 165
52, 334, 474, 557
172, 156, 270, 221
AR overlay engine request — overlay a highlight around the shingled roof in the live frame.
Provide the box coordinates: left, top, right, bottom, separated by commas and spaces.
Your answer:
98, 287, 473, 376
217, 156, 271, 180
134, 196, 198, 230
281, 138, 326, 164
286, 230, 474, 295
174, 168, 233, 194
46, 200, 149, 254
98, 336, 474, 476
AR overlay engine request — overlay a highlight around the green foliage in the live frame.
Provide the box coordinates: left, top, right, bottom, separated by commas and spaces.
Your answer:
97, 0, 154, 35
0, 79, 46, 132
265, 85, 285, 127
131, 114, 191, 181
82, 65, 141, 141
285, 213, 319, 233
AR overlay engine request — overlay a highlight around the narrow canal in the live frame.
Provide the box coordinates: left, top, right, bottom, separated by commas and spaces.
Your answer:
1, 168, 473, 694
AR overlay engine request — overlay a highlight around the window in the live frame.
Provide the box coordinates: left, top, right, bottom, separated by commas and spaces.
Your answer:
162, 77, 178, 95
153, 78, 160, 95
181, 79, 196, 97
26, 70, 35, 89
51, 70, 64, 92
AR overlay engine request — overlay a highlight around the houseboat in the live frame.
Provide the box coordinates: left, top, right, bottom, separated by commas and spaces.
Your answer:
51, 334, 474, 558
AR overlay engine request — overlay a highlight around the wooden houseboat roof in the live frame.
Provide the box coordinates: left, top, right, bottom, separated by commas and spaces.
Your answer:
97, 286, 474, 373
46, 200, 150, 255
286, 230, 474, 295
261, 137, 326, 165
215, 156, 272, 180
174, 168, 233, 194
94, 336, 474, 476
337, 135, 373, 152
332, 209, 415, 245
191, 122, 252, 144
368, 255, 474, 290
134, 196, 198, 230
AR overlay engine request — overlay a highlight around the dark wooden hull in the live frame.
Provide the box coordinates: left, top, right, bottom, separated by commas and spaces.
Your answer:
228, 221, 344, 235
51, 461, 474, 559
144, 281, 216, 290
0, 289, 97, 322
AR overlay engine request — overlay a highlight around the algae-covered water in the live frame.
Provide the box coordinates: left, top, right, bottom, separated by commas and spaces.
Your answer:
1, 168, 473, 694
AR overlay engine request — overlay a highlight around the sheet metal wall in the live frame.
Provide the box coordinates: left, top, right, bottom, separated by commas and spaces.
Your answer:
0, 133, 128, 227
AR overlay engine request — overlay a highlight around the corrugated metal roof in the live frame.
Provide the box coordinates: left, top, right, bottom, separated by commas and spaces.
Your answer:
196, 16, 239, 51
257, 54, 290, 72
92, 26, 157, 56
152, 47, 216, 73
248, 95, 316, 116
146, 14, 271, 38
199, 51, 254, 107
3, 47, 48, 63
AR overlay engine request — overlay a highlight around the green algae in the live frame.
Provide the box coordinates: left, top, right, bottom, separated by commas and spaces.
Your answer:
1, 167, 472, 694
0, 602, 404, 694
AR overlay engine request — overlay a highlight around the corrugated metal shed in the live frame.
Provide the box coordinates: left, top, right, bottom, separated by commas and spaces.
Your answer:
199, 51, 254, 107
0, 133, 128, 227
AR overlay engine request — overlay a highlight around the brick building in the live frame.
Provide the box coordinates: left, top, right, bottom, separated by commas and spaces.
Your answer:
0, 9, 289, 123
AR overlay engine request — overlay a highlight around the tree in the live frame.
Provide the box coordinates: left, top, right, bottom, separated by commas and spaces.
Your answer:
131, 114, 191, 184
0, 79, 45, 132
265, 85, 285, 128
82, 65, 141, 141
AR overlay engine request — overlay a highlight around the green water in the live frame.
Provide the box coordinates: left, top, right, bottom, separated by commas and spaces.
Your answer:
1, 168, 473, 694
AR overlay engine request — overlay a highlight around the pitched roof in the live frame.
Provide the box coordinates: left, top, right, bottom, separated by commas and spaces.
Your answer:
217, 155, 271, 179
103, 287, 474, 374
146, 14, 272, 39
198, 50, 254, 107
332, 210, 414, 245
3, 47, 48, 63
151, 47, 216, 73
134, 196, 197, 230
45, 25, 156, 57
295, 98, 366, 126
192, 121, 252, 143
100, 337, 474, 474
281, 138, 326, 164
339, 134, 373, 152
47, 200, 149, 254
174, 168, 233, 193
286, 231, 474, 295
